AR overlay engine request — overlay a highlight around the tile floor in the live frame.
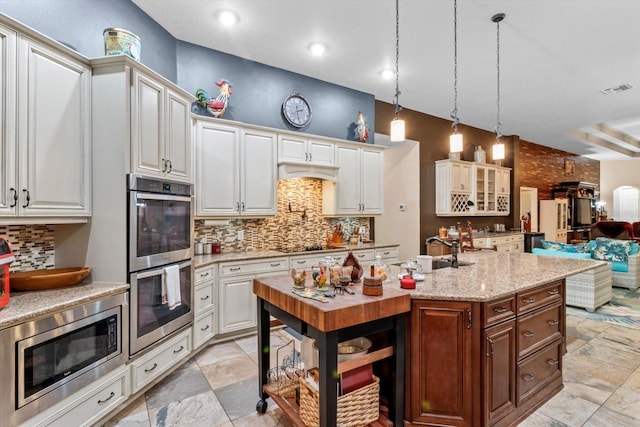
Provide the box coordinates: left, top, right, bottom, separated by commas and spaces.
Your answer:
104, 315, 640, 427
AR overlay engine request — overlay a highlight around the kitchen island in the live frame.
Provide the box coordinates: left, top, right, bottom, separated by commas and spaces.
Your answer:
254, 251, 606, 426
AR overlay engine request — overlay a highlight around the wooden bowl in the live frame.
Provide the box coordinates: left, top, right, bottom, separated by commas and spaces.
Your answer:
10, 267, 91, 291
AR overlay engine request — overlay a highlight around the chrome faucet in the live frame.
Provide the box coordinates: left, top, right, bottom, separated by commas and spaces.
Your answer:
425, 236, 459, 268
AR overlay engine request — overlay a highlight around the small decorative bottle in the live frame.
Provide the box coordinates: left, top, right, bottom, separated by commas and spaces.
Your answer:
474, 146, 486, 163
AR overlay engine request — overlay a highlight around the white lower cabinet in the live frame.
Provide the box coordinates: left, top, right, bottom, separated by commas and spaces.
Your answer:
31, 365, 129, 427
130, 328, 192, 394
474, 234, 524, 253
193, 264, 217, 349
375, 246, 400, 264
218, 258, 288, 335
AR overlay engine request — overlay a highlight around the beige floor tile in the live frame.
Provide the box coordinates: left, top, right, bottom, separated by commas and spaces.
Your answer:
537, 389, 600, 426
621, 369, 640, 391
599, 324, 640, 351
566, 315, 612, 341
231, 404, 295, 426
563, 353, 633, 392
147, 390, 230, 426
102, 394, 150, 427
566, 336, 588, 353
584, 405, 639, 427
602, 385, 640, 420
195, 341, 246, 367
201, 353, 258, 390
516, 410, 567, 426
577, 336, 640, 370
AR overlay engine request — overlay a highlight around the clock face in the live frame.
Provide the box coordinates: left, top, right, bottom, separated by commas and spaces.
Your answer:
283, 94, 312, 128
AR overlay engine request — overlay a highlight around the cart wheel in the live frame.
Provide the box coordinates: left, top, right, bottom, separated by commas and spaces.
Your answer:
256, 399, 268, 413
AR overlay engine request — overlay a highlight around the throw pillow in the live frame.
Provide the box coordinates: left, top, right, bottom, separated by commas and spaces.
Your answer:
541, 240, 586, 253
592, 237, 632, 263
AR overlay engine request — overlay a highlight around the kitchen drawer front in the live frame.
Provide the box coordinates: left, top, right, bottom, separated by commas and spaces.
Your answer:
195, 265, 216, 285
517, 281, 562, 314
517, 302, 562, 359
33, 366, 129, 427
517, 340, 562, 404
193, 308, 216, 349
483, 296, 516, 327
219, 257, 289, 276
289, 254, 328, 269
375, 247, 399, 261
195, 280, 215, 314
352, 249, 375, 263
131, 328, 192, 393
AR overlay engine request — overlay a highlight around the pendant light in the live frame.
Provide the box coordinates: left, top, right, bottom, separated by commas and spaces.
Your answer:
390, 0, 405, 142
492, 13, 505, 166
449, 0, 463, 159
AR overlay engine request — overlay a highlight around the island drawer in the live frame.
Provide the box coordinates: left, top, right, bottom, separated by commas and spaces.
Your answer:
517, 280, 562, 314
517, 301, 562, 359
517, 339, 562, 404
483, 296, 516, 326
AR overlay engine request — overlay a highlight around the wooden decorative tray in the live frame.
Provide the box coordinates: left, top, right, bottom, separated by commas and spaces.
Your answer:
10, 267, 92, 291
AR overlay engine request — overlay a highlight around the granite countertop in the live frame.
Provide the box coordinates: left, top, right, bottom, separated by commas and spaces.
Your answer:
0, 281, 129, 330
403, 251, 606, 302
194, 242, 399, 268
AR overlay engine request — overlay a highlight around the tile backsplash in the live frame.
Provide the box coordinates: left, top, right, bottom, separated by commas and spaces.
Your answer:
0, 225, 55, 272
194, 178, 371, 252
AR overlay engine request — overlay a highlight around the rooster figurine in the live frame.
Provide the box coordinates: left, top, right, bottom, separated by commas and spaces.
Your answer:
196, 79, 233, 118
356, 111, 369, 142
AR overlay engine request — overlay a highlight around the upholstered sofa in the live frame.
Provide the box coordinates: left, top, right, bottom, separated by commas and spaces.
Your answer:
533, 238, 640, 291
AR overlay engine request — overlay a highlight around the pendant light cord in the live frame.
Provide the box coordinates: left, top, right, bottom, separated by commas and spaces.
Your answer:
451, 0, 459, 132
494, 13, 503, 139
394, 0, 402, 117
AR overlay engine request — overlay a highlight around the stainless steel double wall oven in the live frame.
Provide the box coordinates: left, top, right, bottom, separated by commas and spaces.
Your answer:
127, 174, 194, 356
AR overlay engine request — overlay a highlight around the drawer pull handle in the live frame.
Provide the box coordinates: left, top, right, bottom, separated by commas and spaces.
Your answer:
201, 324, 210, 331
199, 272, 210, 278
200, 295, 210, 301
97, 391, 115, 404
493, 306, 508, 313
271, 263, 281, 267
547, 319, 559, 326
522, 297, 535, 304
297, 260, 307, 265
523, 330, 535, 337
546, 358, 559, 366
230, 267, 241, 272
547, 289, 560, 295
383, 251, 390, 255
522, 373, 536, 382
174, 345, 185, 354
144, 363, 158, 372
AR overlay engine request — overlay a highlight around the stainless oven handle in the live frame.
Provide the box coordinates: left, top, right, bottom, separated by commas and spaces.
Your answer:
132, 259, 193, 280
134, 192, 192, 203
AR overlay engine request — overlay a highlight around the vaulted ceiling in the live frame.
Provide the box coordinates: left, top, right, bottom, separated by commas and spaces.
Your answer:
133, 0, 640, 160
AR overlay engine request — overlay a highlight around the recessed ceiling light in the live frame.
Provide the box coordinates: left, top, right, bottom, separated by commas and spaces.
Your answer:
308, 42, 328, 57
217, 10, 239, 27
379, 69, 395, 79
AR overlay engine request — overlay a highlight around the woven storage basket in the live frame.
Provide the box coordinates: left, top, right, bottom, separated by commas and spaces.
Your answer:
264, 377, 299, 398
298, 375, 379, 427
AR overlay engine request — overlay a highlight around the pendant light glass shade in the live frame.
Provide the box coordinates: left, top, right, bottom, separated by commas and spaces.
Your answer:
450, 133, 463, 153
391, 118, 405, 142
493, 142, 505, 160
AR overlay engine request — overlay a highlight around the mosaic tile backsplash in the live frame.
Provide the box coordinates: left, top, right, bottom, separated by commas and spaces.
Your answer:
194, 178, 371, 252
0, 225, 55, 272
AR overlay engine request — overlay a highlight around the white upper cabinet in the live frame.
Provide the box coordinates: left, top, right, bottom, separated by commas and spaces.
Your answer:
131, 70, 191, 182
323, 143, 384, 215
0, 21, 91, 222
195, 118, 277, 217
436, 159, 510, 216
277, 134, 335, 166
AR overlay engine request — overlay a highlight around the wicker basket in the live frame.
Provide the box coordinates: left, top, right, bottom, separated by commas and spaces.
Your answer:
298, 375, 379, 427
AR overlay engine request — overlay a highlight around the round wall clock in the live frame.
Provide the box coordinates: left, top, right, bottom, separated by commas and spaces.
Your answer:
282, 93, 312, 128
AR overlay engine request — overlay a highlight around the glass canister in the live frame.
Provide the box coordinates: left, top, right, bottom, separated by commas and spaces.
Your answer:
474, 146, 486, 163
317, 256, 340, 289
370, 255, 390, 284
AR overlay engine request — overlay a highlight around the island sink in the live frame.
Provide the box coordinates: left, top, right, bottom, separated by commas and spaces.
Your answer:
431, 259, 474, 270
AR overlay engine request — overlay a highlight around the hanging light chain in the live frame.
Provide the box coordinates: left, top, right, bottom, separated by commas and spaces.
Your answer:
394, 0, 402, 117
451, 0, 459, 132
494, 13, 503, 139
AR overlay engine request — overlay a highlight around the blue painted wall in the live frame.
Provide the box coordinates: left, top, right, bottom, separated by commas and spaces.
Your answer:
1, 0, 375, 143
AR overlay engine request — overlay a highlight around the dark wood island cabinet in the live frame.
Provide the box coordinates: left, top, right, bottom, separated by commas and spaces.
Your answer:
406, 277, 567, 427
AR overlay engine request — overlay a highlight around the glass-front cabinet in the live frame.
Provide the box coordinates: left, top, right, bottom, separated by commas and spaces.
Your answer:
436, 159, 510, 216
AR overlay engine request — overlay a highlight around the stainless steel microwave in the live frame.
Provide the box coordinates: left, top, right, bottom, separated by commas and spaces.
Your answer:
0, 292, 128, 427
